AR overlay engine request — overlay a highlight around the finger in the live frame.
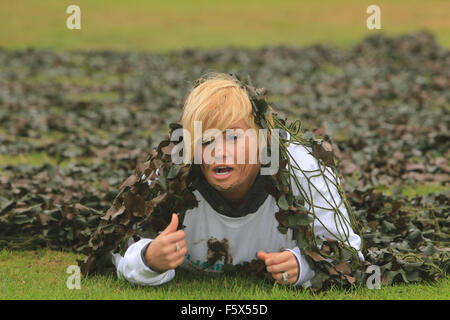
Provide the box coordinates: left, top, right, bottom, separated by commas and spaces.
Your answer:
164, 229, 186, 243
273, 272, 289, 284
257, 250, 272, 262
265, 251, 292, 266
173, 253, 186, 268
177, 239, 187, 250
166, 240, 188, 257
167, 251, 186, 269
266, 260, 296, 274
272, 272, 283, 283
159, 213, 178, 236
169, 246, 188, 260
272, 269, 298, 284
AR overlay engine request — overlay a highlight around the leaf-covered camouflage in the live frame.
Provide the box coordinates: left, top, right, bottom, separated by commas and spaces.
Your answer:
0, 31, 448, 291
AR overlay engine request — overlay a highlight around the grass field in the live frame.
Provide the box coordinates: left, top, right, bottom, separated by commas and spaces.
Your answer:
0, 249, 449, 300
0, 0, 448, 301
1, 0, 449, 52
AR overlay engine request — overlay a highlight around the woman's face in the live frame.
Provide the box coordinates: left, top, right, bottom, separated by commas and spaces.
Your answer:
199, 119, 261, 204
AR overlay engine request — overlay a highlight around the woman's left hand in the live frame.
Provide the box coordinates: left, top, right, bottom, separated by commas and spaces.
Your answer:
257, 250, 299, 285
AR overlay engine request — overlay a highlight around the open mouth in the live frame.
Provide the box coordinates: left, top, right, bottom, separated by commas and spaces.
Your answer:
212, 165, 234, 177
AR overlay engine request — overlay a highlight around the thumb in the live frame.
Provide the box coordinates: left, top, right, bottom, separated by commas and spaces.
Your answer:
257, 250, 270, 262
160, 213, 178, 236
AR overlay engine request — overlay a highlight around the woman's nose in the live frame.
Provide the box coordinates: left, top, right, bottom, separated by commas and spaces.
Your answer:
212, 137, 233, 162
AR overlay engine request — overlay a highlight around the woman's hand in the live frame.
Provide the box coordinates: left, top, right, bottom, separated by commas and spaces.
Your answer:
144, 213, 187, 273
257, 250, 299, 285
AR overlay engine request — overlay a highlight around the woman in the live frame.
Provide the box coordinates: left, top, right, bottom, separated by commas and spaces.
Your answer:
112, 72, 363, 287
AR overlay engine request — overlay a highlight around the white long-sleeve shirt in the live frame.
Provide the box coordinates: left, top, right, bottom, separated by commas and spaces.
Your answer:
112, 143, 363, 287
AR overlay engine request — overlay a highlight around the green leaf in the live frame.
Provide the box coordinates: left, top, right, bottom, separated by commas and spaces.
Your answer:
384, 269, 408, 285
157, 171, 168, 191
419, 244, 438, 256
102, 223, 115, 234
277, 225, 288, 234
294, 194, 305, 207
167, 164, 181, 179
340, 247, 354, 261
277, 194, 289, 211
0, 199, 16, 215
287, 213, 313, 227
293, 230, 308, 249
382, 220, 397, 232
310, 270, 329, 290
406, 270, 421, 282
302, 131, 315, 141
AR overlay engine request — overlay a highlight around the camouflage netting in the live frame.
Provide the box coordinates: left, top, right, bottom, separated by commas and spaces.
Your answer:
0, 31, 448, 291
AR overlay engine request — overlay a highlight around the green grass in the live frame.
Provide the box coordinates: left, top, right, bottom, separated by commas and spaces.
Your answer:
375, 183, 450, 199
1, 0, 449, 52
0, 249, 448, 299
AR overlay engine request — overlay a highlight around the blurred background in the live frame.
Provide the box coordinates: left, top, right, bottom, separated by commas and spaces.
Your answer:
0, 0, 448, 269
1, 0, 449, 51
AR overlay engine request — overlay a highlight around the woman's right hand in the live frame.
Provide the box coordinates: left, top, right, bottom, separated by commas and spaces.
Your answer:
144, 213, 187, 273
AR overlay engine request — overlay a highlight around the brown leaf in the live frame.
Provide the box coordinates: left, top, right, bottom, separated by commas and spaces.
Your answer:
320, 244, 331, 255
433, 173, 450, 182
329, 267, 338, 275
313, 126, 326, 137
61, 205, 75, 220
37, 213, 49, 226
325, 237, 338, 243
434, 157, 450, 173
132, 194, 146, 217
368, 220, 378, 232
344, 275, 356, 284
405, 163, 425, 172
118, 175, 138, 194
335, 262, 351, 275
136, 160, 151, 178
312, 141, 335, 167
391, 200, 403, 214
401, 172, 430, 182
149, 192, 168, 207
161, 142, 175, 155
102, 203, 126, 221
123, 192, 146, 217
341, 159, 358, 174
275, 211, 289, 227
36, 171, 49, 182
306, 250, 326, 262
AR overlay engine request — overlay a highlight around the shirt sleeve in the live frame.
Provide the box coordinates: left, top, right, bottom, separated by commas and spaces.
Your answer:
285, 246, 315, 287
290, 143, 363, 250
286, 144, 364, 286
113, 238, 175, 286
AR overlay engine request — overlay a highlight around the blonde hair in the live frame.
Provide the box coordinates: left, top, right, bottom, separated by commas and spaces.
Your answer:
181, 72, 259, 164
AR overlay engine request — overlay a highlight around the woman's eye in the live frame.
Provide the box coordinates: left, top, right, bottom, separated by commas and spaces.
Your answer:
226, 134, 240, 141
202, 138, 214, 145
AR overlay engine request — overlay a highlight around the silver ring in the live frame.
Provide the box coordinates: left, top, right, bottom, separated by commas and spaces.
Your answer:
175, 242, 181, 252
282, 271, 290, 282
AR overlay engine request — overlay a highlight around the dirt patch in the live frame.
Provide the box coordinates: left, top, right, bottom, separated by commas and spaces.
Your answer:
206, 237, 232, 267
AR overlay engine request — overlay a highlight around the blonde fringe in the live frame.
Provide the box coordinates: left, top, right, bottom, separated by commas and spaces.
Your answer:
181, 73, 259, 164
